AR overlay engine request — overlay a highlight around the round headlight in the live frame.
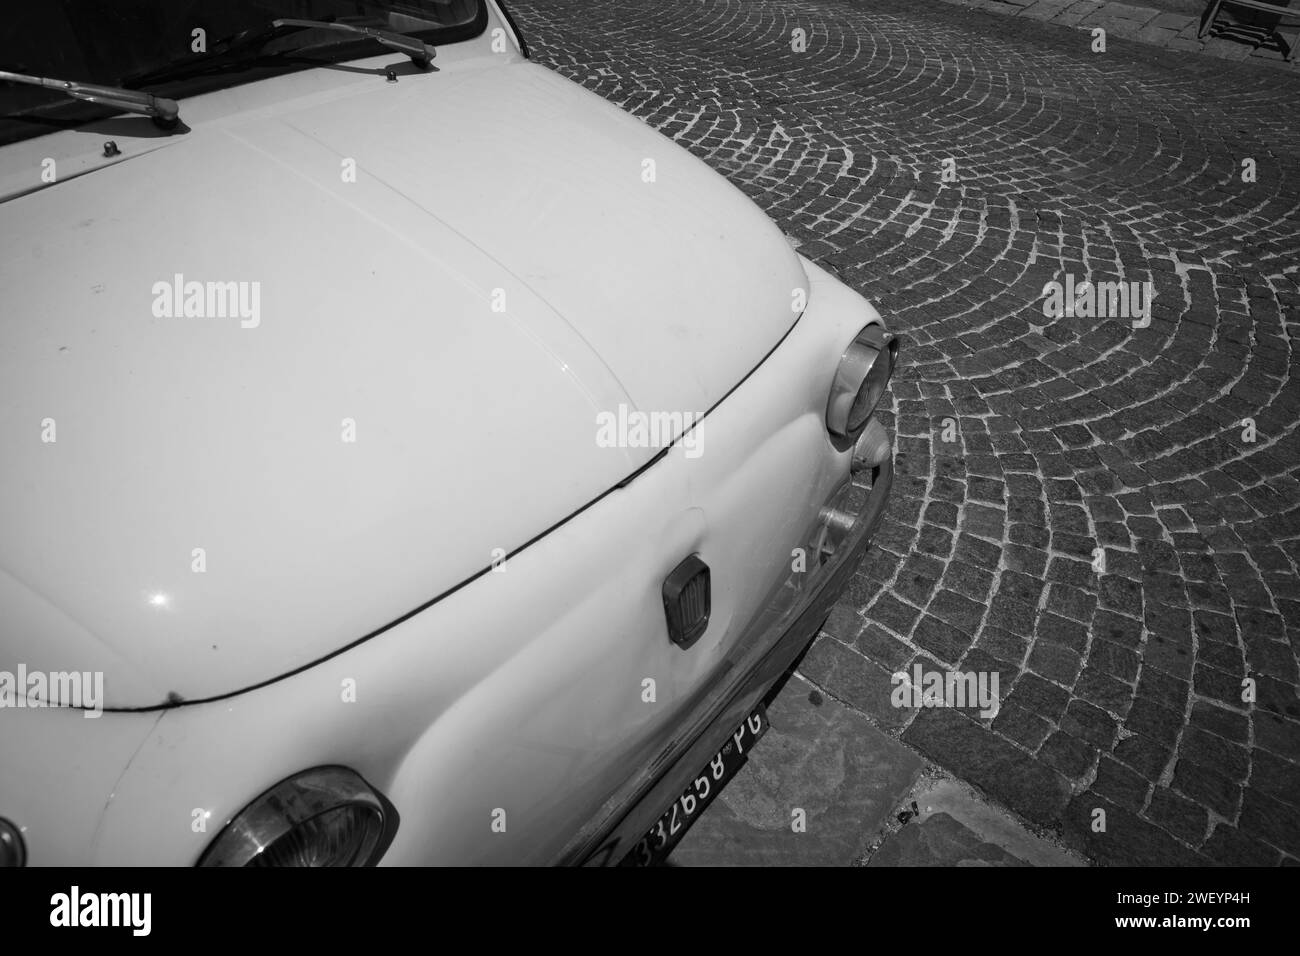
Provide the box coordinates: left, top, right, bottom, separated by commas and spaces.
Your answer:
0, 818, 25, 867
198, 766, 397, 867
826, 324, 897, 438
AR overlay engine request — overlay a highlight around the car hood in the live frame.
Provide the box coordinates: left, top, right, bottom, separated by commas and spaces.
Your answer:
0, 58, 807, 707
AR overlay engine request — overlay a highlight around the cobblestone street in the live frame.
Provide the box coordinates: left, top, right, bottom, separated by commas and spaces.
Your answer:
512, 0, 1300, 864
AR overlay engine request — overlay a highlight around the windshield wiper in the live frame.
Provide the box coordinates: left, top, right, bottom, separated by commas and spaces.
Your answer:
0, 69, 180, 126
123, 17, 436, 88
269, 19, 436, 69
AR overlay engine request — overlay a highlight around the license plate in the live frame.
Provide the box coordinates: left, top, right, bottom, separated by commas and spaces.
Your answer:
621, 704, 769, 866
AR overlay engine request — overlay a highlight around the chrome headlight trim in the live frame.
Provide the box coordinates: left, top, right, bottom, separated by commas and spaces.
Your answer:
0, 818, 25, 867
197, 766, 398, 867
826, 324, 897, 439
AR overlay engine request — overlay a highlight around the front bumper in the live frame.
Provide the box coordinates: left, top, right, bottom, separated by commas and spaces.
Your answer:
560, 456, 894, 865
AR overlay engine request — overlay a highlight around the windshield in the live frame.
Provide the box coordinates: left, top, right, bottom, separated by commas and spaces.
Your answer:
0, 0, 485, 146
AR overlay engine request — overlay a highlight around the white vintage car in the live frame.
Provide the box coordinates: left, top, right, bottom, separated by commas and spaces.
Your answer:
0, 0, 897, 866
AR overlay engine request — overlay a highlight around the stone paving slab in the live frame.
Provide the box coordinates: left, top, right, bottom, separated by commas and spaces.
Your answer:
670, 674, 924, 865
867, 778, 1086, 865
869, 811, 1032, 865
1106, 2, 1161, 19
1137, 24, 1183, 44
